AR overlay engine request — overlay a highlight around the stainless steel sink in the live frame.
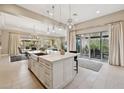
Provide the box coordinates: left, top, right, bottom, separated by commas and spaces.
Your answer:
29, 52, 47, 62
34, 52, 47, 56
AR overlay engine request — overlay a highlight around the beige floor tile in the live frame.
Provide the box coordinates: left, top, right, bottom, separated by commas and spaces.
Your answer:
0, 56, 124, 89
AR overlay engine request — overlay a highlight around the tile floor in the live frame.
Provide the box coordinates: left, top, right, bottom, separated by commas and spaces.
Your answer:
0, 56, 124, 89
0, 56, 44, 89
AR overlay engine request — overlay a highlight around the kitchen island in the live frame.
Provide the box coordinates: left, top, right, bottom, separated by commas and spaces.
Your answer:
28, 51, 78, 89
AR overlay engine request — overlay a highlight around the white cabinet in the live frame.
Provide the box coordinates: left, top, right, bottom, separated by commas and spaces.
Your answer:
39, 58, 52, 88
28, 56, 77, 89
38, 63, 52, 88
28, 58, 39, 77
52, 58, 75, 88
53, 61, 63, 88
38, 63, 44, 81
63, 58, 73, 82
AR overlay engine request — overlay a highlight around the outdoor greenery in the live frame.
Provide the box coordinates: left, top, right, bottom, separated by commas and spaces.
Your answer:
102, 39, 109, 53
89, 39, 100, 50
82, 45, 89, 55
81, 37, 109, 57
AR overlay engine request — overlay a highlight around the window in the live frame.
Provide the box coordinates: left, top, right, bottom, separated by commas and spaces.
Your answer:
76, 31, 109, 62
76, 35, 81, 53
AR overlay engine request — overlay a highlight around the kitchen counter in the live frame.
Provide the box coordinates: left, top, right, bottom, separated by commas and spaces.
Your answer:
28, 51, 79, 89
39, 52, 78, 62
27, 50, 46, 54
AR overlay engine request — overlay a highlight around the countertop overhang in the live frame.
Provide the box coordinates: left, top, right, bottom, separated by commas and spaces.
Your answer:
39, 52, 79, 62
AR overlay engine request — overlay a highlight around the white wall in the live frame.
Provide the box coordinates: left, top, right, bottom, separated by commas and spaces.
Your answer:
75, 10, 124, 33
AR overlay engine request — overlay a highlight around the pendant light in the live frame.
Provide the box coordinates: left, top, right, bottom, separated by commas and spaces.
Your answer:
67, 4, 73, 30
58, 5, 63, 31
52, 5, 55, 33
47, 23, 50, 34
46, 5, 55, 33
52, 24, 55, 33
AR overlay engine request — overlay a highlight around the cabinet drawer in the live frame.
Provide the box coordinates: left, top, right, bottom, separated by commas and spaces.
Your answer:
38, 64, 52, 79
45, 72, 52, 81
44, 77, 52, 88
39, 59, 52, 69
39, 71, 52, 88
44, 70, 51, 77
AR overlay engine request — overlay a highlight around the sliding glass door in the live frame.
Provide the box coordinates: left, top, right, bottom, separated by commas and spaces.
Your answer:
89, 32, 101, 59
76, 35, 81, 53
76, 31, 109, 62
81, 34, 90, 58
101, 32, 109, 61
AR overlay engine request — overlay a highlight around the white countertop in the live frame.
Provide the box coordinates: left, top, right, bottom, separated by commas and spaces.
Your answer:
27, 50, 45, 54
39, 52, 79, 62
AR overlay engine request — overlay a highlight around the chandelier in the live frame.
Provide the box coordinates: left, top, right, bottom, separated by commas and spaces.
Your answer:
47, 5, 55, 34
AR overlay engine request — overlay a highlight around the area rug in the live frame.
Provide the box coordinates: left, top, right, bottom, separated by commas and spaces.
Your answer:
78, 58, 103, 72
10, 55, 27, 62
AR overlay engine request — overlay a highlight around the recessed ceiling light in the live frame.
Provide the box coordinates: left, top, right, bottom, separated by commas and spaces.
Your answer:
96, 10, 100, 14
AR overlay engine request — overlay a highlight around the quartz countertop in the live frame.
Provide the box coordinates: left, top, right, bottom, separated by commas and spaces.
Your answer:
39, 52, 79, 62
27, 50, 44, 54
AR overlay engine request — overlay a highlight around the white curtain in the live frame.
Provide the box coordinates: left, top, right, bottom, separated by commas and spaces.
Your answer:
69, 31, 76, 51
109, 22, 124, 66
9, 33, 20, 56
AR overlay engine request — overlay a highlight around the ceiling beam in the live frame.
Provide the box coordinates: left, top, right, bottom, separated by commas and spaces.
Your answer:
0, 4, 65, 26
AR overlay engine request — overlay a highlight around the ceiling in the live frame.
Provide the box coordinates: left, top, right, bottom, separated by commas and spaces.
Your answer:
18, 4, 124, 24
0, 12, 66, 37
